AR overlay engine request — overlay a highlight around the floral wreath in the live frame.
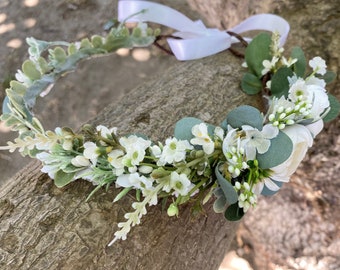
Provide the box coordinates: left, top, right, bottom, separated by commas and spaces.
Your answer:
1, 1, 339, 246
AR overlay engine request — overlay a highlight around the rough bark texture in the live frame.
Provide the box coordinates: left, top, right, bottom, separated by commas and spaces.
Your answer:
0, 50, 261, 269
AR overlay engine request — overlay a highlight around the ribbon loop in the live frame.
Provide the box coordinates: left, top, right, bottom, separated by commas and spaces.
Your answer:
118, 0, 290, 61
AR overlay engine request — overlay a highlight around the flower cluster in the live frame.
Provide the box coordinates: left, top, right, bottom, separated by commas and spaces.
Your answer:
0, 21, 339, 245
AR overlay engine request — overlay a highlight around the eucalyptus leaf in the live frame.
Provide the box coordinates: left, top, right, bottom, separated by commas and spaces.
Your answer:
323, 94, 340, 122
245, 33, 272, 77
226, 105, 263, 130
54, 170, 76, 188
213, 195, 227, 213
241, 72, 262, 95
224, 202, 244, 221
215, 165, 238, 205
321, 71, 336, 84
291, 46, 306, 77
270, 67, 294, 98
261, 179, 283, 196
257, 131, 293, 169
174, 117, 202, 141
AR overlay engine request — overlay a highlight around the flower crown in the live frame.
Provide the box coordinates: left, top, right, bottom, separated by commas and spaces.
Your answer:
1, 1, 339, 246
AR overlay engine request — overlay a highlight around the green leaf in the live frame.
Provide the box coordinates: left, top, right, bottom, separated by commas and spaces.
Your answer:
245, 33, 272, 77
23, 74, 54, 110
10, 80, 27, 95
52, 47, 67, 63
270, 67, 294, 98
257, 131, 293, 169
291, 46, 306, 77
323, 94, 340, 122
22, 60, 41, 81
2, 96, 11, 114
224, 202, 244, 221
215, 165, 238, 204
322, 71, 336, 84
226, 105, 263, 130
54, 170, 76, 188
213, 195, 227, 213
37, 57, 52, 74
91, 35, 104, 48
174, 117, 202, 141
6, 88, 31, 118
104, 35, 130, 52
241, 72, 262, 95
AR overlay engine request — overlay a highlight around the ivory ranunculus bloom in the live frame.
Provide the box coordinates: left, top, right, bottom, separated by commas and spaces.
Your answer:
254, 124, 314, 195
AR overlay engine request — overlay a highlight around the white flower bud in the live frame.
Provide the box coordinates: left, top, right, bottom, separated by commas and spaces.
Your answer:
235, 181, 241, 190
243, 182, 250, 190
268, 114, 275, 122
167, 203, 179, 217
139, 165, 153, 174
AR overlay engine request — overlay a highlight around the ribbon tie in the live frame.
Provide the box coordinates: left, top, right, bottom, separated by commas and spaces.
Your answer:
118, 0, 290, 61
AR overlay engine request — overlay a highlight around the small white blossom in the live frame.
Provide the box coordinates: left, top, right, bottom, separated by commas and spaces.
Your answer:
108, 149, 125, 176
261, 56, 279, 75
288, 79, 312, 103
83, 142, 100, 165
71, 155, 90, 167
190, 123, 214, 154
157, 137, 193, 166
96, 125, 117, 139
116, 173, 153, 190
214, 126, 224, 141
169, 171, 194, 196
222, 127, 248, 177
119, 135, 151, 172
309, 56, 327, 75
241, 124, 279, 160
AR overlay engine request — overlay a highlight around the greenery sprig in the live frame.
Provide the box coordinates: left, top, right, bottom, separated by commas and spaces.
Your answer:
1, 21, 339, 245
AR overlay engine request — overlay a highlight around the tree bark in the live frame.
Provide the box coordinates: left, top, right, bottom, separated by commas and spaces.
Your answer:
0, 50, 262, 269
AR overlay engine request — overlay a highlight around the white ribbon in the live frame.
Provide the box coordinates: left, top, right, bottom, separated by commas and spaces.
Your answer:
118, 0, 290, 61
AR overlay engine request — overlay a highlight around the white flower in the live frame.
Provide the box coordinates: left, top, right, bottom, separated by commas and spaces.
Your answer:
157, 137, 193, 165
83, 142, 100, 165
288, 79, 312, 103
306, 76, 326, 88
308, 85, 330, 120
119, 135, 151, 172
169, 171, 194, 196
108, 149, 125, 176
190, 123, 214, 154
150, 144, 162, 158
222, 127, 248, 177
116, 173, 153, 190
305, 119, 324, 138
261, 56, 279, 75
36, 152, 58, 179
214, 126, 224, 141
309, 56, 327, 75
281, 56, 297, 67
96, 125, 117, 139
71, 155, 90, 167
253, 124, 313, 194
241, 124, 279, 160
